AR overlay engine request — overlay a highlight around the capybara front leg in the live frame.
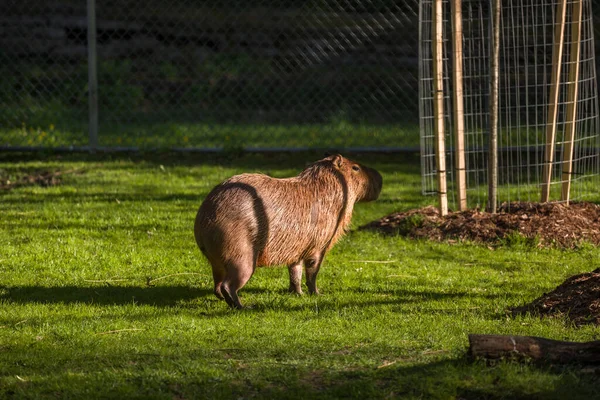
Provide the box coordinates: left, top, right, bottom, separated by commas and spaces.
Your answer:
288, 261, 303, 294
221, 261, 254, 309
304, 256, 323, 295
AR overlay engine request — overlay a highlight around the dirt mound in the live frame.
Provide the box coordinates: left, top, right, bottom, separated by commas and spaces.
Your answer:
512, 269, 600, 326
360, 201, 600, 249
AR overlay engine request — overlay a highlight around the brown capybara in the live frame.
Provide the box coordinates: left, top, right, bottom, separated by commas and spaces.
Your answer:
194, 154, 383, 309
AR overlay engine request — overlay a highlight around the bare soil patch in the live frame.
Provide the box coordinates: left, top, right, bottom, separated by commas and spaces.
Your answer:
360, 201, 600, 249
512, 268, 600, 326
0, 168, 82, 191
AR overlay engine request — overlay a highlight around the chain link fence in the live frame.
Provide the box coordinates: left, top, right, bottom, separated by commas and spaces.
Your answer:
420, 0, 600, 209
1, 0, 424, 151
2, 1, 600, 152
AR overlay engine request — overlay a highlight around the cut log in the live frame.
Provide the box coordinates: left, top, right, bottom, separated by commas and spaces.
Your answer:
468, 334, 600, 364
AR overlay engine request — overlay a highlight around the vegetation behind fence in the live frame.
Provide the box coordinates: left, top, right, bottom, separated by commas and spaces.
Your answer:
1, 1, 599, 152
1, 0, 422, 150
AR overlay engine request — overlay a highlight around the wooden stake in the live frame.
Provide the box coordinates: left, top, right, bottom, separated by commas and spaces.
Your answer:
560, 0, 583, 204
451, 0, 467, 211
433, 0, 448, 216
541, 0, 568, 203
488, 0, 501, 214
469, 334, 600, 364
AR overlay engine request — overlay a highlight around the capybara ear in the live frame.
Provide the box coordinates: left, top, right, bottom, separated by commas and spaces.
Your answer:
332, 154, 344, 169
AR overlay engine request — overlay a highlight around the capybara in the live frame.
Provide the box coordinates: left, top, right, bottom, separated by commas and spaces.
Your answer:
194, 154, 383, 309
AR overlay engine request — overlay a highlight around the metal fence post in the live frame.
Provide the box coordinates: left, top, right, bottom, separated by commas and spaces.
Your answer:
87, 0, 98, 151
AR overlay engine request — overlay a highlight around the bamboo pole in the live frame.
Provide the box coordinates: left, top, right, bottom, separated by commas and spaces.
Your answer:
488, 0, 501, 214
451, 0, 467, 211
433, 0, 448, 216
560, 0, 582, 204
540, 0, 568, 202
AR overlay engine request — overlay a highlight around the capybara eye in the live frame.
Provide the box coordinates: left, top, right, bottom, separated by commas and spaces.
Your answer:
352, 165, 360, 172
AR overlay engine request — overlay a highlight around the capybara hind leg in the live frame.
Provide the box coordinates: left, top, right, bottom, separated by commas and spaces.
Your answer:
288, 261, 303, 294
221, 262, 254, 309
211, 265, 226, 300
305, 256, 323, 295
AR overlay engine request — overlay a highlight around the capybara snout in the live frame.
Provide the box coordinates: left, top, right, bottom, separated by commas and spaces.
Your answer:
194, 154, 383, 309
356, 164, 383, 202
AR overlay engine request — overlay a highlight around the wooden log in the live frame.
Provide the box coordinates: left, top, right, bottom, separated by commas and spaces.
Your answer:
468, 334, 600, 364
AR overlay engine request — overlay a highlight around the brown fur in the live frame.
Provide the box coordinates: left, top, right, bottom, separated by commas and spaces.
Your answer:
194, 154, 383, 308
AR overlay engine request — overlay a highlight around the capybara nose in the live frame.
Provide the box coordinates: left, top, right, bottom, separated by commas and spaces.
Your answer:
374, 169, 383, 195
363, 167, 383, 202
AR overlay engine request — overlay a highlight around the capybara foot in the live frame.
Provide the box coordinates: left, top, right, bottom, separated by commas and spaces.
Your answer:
221, 284, 244, 309
288, 285, 303, 295
307, 279, 319, 295
214, 284, 225, 300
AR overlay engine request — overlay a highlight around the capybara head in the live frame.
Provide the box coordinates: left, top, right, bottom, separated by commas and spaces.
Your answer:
319, 154, 383, 202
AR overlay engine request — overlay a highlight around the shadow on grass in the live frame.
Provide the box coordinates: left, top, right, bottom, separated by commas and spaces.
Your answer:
1, 351, 597, 399
216, 284, 506, 314
0, 282, 503, 314
0, 284, 268, 308
363, 359, 599, 400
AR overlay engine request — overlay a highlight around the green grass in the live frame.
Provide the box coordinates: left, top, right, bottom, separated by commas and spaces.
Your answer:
1, 151, 599, 399
1, 119, 420, 150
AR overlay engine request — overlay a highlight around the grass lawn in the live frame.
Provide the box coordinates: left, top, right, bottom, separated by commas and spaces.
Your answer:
1, 151, 599, 399
1, 120, 420, 150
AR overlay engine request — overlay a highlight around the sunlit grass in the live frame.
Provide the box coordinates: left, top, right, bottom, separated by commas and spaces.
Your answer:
1, 152, 599, 399
1, 119, 420, 150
